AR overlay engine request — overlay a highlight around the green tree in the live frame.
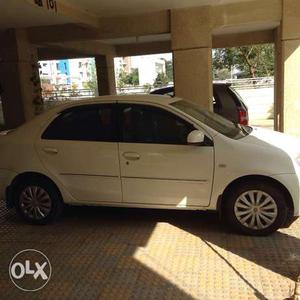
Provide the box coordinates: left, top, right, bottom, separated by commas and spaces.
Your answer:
84, 60, 97, 94
117, 69, 127, 89
164, 59, 173, 82
213, 44, 274, 78
153, 72, 169, 87
213, 68, 231, 80
118, 68, 139, 86
127, 68, 139, 86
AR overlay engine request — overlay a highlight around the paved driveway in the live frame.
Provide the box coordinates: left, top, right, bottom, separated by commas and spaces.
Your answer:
0, 202, 299, 300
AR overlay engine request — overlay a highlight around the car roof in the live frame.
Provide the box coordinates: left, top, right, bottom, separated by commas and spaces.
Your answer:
49, 94, 180, 111
151, 82, 231, 92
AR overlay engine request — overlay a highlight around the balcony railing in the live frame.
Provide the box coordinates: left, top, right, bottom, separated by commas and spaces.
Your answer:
42, 89, 96, 101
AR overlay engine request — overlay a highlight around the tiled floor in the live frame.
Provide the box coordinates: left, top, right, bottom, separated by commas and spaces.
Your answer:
0, 202, 299, 299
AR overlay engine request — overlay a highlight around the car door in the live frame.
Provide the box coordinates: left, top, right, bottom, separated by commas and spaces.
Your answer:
118, 103, 214, 207
36, 103, 122, 203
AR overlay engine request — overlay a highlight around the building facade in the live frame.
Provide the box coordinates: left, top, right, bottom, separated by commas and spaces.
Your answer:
115, 54, 170, 86
39, 58, 95, 89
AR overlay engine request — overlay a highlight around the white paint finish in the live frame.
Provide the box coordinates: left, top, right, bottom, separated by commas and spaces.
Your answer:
36, 139, 122, 203
208, 128, 300, 212
121, 178, 209, 206
272, 173, 300, 216
119, 143, 214, 206
56, 174, 122, 203
0, 94, 299, 221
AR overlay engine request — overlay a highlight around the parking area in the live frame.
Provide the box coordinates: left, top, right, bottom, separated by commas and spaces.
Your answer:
0, 202, 299, 300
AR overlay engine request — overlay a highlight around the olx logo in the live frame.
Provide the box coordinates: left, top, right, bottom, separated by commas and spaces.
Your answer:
9, 249, 51, 291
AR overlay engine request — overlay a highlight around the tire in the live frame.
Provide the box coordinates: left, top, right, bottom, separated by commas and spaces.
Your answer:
13, 176, 64, 224
223, 180, 288, 236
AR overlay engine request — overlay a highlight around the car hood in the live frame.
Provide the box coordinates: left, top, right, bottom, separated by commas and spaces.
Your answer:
243, 127, 300, 157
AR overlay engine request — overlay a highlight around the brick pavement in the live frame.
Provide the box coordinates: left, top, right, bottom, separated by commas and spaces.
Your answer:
0, 202, 299, 300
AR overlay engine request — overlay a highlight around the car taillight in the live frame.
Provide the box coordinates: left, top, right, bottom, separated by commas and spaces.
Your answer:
237, 108, 248, 125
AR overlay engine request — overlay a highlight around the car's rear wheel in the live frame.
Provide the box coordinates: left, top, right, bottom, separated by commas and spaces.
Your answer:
224, 181, 288, 235
14, 177, 63, 224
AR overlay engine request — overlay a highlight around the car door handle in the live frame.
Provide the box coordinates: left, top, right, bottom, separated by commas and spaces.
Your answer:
42, 147, 58, 154
122, 152, 140, 161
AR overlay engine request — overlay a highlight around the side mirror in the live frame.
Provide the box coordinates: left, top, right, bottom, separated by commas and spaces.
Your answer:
187, 130, 205, 145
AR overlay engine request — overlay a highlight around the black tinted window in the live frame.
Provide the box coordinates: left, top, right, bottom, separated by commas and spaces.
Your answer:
42, 104, 117, 142
120, 104, 194, 144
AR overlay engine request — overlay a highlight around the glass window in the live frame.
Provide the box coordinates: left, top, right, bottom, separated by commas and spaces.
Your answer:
171, 100, 251, 139
42, 104, 117, 142
120, 104, 195, 145
213, 85, 237, 120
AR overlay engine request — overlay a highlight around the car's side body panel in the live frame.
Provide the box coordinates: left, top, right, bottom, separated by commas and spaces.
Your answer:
0, 95, 299, 223
208, 132, 300, 215
119, 142, 214, 207
35, 139, 122, 203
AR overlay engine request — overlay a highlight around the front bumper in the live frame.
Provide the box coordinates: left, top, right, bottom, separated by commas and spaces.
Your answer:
272, 173, 300, 217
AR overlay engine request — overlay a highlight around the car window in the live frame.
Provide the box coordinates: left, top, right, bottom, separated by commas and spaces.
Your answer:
229, 87, 245, 106
213, 85, 237, 122
119, 104, 195, 145
171, 100, 250, 139
42, 104, 117, 142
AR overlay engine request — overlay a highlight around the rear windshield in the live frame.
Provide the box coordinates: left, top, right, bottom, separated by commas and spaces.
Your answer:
171, 100, 250, 139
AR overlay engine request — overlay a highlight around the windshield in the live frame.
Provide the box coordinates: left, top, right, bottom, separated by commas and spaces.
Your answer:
171, 100, 251, 139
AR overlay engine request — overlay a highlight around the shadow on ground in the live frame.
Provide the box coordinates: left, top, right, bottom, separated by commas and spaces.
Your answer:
0, 204, 299, 299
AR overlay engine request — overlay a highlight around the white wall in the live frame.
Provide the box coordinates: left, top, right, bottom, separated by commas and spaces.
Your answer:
68, 58, 94, 89
236, 87, 274, 121
114, 53, 172, 86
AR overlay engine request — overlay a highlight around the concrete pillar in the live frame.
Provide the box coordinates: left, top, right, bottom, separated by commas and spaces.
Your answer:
171, 6, 213, 110
275, 0, 300, 136
95, 54, 116, 95
0, 29, 41, 129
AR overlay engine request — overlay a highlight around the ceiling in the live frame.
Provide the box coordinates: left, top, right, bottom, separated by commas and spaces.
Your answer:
102, 34, 172, 45
213, 21, 280, 35
0, 0, 72, 30
71, 0, 256, 17
0, 0, 257, 30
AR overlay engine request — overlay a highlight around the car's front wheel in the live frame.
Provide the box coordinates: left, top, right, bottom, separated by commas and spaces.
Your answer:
224, 181, 288, 235
14, 177, 63, 224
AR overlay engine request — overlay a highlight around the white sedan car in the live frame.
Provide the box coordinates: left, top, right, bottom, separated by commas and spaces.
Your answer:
0, 95, 299, 235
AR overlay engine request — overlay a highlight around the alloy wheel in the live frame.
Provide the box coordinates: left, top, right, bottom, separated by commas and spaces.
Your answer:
234, 190, 278, 230
19, 186, 52, 220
